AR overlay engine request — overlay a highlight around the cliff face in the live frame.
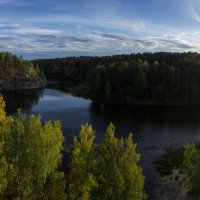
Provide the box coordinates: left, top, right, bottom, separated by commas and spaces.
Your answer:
0, 75, 47, 91
0, 52, 47, 91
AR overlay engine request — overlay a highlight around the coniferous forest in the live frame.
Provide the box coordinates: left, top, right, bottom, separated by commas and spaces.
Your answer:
33, 52, 200, 105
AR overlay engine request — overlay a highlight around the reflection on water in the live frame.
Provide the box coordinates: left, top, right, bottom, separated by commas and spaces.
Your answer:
4, 88, 200, 147
89, 103, 200, 147
2, 86, 200, 199
2, 89, 44, 114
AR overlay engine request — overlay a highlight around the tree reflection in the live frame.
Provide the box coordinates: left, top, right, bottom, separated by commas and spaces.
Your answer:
1, 89, 44, 114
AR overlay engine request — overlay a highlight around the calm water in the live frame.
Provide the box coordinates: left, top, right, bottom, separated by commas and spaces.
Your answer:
2, 83, 200, 199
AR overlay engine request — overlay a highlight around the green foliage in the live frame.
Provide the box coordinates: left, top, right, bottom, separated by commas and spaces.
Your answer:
94, 123, 147, 200
43, 172, 66, 200
182, 144, 200, 200
105, 82, 112, 103
33, 52, 200, 104
0, 96, 66, 200
0, 96, 5, 121
69, 124, 97, 200
68, 123, 147, 200
0, 94, 147, 200
0, 96, 8, 196
94, 123, 125, 200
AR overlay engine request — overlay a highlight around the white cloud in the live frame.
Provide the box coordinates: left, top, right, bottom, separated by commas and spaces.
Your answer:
0, 0, 200, 57
13, 27, 63, 35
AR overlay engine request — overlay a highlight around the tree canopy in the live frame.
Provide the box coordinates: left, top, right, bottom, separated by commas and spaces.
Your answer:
68, 123, 147, 200
0, 95, 147, 199
0, 96, 66, 200
33, 52, 200, 105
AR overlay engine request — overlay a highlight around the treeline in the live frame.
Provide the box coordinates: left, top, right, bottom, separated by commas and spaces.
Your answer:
0, 96, 147, 200
0, 52, 41, 81
33, 52, 200, 104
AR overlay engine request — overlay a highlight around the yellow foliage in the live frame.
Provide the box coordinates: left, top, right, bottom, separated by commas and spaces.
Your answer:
0, 95, 6, 121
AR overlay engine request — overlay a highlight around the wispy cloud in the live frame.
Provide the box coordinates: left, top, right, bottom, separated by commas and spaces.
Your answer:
0, 25, 198, 57
0, 0, 200, 58
181, 0, 200, 23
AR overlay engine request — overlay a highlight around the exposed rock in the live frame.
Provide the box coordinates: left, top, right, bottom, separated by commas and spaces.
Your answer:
0, 74, 47, 91
154, 169, 190, 200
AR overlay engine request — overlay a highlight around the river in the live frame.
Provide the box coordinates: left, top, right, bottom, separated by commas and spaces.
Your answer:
2, 82, 200, 199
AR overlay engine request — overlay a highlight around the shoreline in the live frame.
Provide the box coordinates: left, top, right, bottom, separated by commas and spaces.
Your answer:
47, 80, 200, 106
153, 145, 199, 199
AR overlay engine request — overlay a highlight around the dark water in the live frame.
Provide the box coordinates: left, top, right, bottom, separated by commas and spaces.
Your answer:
2, 84, 200, 199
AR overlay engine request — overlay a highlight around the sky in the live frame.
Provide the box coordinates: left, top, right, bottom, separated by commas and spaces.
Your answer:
1, 0, 200, 59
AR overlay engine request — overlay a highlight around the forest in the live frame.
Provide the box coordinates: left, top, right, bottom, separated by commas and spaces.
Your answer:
33, 52, 200, 105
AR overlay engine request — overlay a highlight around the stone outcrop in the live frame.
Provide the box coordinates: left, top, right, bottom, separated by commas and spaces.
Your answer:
0, 75, 47, 91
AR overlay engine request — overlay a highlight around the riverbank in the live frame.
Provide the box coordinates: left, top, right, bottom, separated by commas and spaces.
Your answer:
47, 80, 90, 99
154, 148, 186, 199
153, 146, 196, 199
54, 82, 200, 106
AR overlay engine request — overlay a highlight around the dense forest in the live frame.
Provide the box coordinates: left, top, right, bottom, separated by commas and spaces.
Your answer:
33, 52, 200, 105
0, 52, 46, 91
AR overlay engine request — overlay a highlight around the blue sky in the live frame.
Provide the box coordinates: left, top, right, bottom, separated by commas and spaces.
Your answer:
0, 0, 200, 59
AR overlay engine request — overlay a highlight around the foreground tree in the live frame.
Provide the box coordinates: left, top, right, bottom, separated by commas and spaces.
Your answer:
94, 123, 147, 200
69, 124, 97, 200
1, 94, 147, 199
182, 144, 200, 200
69, 123, 147, 200
0, 96, 66, 200
0, 96, 8, 196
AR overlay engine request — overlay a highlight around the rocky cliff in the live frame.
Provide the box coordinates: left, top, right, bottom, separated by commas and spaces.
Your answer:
0, 52, 47, 91
0, 75, 47, 91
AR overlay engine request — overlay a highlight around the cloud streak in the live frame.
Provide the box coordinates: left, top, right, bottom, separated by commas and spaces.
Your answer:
0, 0, 200, 58
0, 26, 198, 57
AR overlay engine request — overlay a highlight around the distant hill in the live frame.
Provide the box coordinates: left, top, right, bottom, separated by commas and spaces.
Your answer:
0, 52, 46, 91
